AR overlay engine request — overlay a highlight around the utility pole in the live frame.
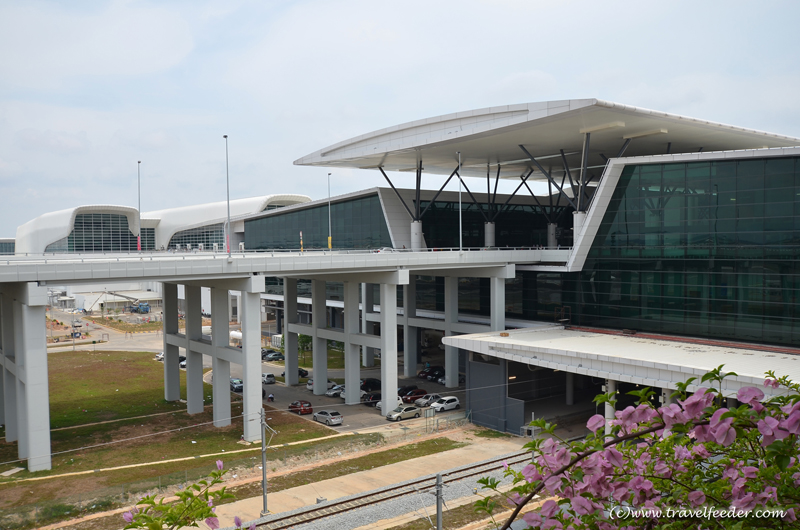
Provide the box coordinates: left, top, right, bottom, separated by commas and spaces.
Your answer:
436, 473, 443, 530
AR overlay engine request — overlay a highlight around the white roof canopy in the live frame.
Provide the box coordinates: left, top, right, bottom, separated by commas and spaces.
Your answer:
295, 99, 800, 182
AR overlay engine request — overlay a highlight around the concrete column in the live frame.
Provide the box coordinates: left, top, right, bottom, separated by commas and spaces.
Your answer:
210, 286, 231, 427
484, 222, 495, 247
343, 281, 361, 405
661, 388, 674, 406
185, 285, 204, 415
235, 293, 241, 323
311, 280, 328, 395
402, 276, 417, 378
162, 283, 180, 402
547, 223, 557, 248
0, 289, 16, 442
241, 290, 262, 441
605, 379, 617, 436
566, 372, 574, 406
18, 284, 50, 471
380, 283, 398, 414
489, 276, 505, 332
362, 283, 375, 367
283, 278, 299, 386
410, 221, 423, 251
573, 211, 586, 241
444, 276, 459, 388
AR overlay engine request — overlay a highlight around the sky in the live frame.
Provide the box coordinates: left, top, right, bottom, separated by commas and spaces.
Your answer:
1, 0, 799, 236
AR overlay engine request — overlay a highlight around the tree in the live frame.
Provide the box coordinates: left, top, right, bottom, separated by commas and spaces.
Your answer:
122, 460, 254, 530
477, 366, 800, 529
297, 334, 312, 351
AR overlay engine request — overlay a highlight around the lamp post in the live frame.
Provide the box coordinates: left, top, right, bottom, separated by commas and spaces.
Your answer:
137, 161, 142, 251
327, 172, 332, 250
457, 152, 462, 251
223, 135, 231, 257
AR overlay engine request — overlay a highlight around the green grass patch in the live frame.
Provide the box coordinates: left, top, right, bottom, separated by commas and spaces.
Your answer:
386, 494, 506, 530
83, 317, 164, 333
472, 427, 513, 439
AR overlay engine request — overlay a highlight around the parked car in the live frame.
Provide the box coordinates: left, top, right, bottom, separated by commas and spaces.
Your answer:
360, 378, 381, 392
341, 388, 367, 400
362, 392, 381, 406
402, 388, 428, 403
426, 368, 446, 381
281, 368, 309, 378
326, 384, 345, 397
386, 405, 421, 421
179, 355, 187, 368
288, 400, 313, 415
417, 366, 443, 379
430, 396, 460, 412
230, 378, 243, 392
397, 384, 418, 397
437, 374, 466, 385
262, 373, 276, 384
313, 410, 343, 426
306, 379, 336, 391
264, 352, 285, 362
154, 352, 164, 362
414, 393, 441, 407
376, 395, 403, 411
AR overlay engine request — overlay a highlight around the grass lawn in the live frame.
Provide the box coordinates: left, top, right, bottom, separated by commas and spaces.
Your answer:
386, 494, 507, 530
273, 346, 380, 371
83, 317, 164, 333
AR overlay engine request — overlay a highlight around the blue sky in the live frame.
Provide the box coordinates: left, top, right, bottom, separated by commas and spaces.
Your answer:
1, 0, 799, 236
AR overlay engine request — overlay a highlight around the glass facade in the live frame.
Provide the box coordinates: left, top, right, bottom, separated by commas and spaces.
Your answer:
0, 241, 14, 255
168, 223, 224, 250
245, 194, 392, 250
418, 200, 573, 248
45, 213, 156, 253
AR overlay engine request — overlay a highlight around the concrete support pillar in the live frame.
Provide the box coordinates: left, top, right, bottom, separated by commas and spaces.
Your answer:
380, 283, 398, 414
185, 285, 204, 415
362, 283, 375, 367
444, 276, 459, 388
547, 223, 557, 248
726, 397, 738, 409
573, 211, 586, 241
283, 278, 299, 386
402, 276, 417, 378
484, 222, 495, 247
566, 372, 574, 406
311, 280, 328, 395
211, 286, 231, 427
661, 388, 674, 406
489, 276, 505, 332
236, 293, 241, 323
241, 289, 262, 441
343, 281, 361, 405
162, 283, 180, 402
605, 379, 617, 436
410, 220, 423, 251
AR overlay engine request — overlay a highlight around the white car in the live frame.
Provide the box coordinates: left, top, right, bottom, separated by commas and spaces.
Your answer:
341, 388, 368, 400
430, 396, 460, 412
306, 379, 337, 391
326, 384, 345, 397
154, 352, 164, 362
262, 373, 276, 384
414, 393, 441, 407
376, 396, 403, 411
313, 410, 343, 426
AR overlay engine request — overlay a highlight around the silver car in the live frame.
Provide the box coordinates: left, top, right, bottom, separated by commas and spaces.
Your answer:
313, 410, 343, 426
386, 405, 421, 421
414, 393, 441, 407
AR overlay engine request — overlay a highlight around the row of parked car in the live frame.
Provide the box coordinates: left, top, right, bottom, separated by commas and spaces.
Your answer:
417, 365, 466, 386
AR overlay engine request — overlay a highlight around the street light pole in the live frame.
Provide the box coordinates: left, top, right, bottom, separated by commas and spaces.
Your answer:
137, 161, 142, 252
223, 135, 231, 257
327, 172, 332, 250
457, 152, 462, 252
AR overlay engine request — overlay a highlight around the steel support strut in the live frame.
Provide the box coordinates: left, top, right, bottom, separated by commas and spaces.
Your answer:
418, 166, 459, 220
519, 145, 576, 210
454, 171, 489, 222
379, 167, 416, 220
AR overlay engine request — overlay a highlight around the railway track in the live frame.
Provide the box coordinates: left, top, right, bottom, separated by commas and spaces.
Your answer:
255, 451, 532, 530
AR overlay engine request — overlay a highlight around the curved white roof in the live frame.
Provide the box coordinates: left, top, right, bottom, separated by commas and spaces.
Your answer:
295, 98, 800, 181
15, 205, 141, 255
143, 194, 310, 248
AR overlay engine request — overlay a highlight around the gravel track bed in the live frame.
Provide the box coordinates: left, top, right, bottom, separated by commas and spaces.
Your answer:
237, 451, 527, 530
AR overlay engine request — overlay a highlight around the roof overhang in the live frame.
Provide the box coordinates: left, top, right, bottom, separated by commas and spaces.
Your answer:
295, 99, 800, 182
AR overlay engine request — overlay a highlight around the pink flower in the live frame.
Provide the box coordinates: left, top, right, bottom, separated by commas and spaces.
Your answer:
522, 511, 542, 526
571, 495, 597, 516
234, 516, 243, 528
680, 388, 713, 419
737, 386, 764, 404
586, 414, 605, 433
541, 499, 559, 518
784, 508, 797, 522
205, 517, 220, 530
216, 460, 224, 470
122, 511, 135, 523
688, 491, 705, 506
249, 524, 257, 530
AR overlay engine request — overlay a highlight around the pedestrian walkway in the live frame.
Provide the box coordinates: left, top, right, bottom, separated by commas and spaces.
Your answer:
203, 436, 528, 529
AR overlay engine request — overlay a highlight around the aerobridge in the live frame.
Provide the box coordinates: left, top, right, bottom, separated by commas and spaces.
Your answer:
0, 247, 567, 471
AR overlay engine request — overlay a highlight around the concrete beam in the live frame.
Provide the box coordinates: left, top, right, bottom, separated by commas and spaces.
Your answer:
412, 264, 516, 279
293, 269, 410, 286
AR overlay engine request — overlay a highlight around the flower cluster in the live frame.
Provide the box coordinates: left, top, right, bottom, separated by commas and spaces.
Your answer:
476, 366, 800, 529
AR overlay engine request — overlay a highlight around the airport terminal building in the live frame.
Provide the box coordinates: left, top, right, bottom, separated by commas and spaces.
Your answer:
2, 98, 800, 470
